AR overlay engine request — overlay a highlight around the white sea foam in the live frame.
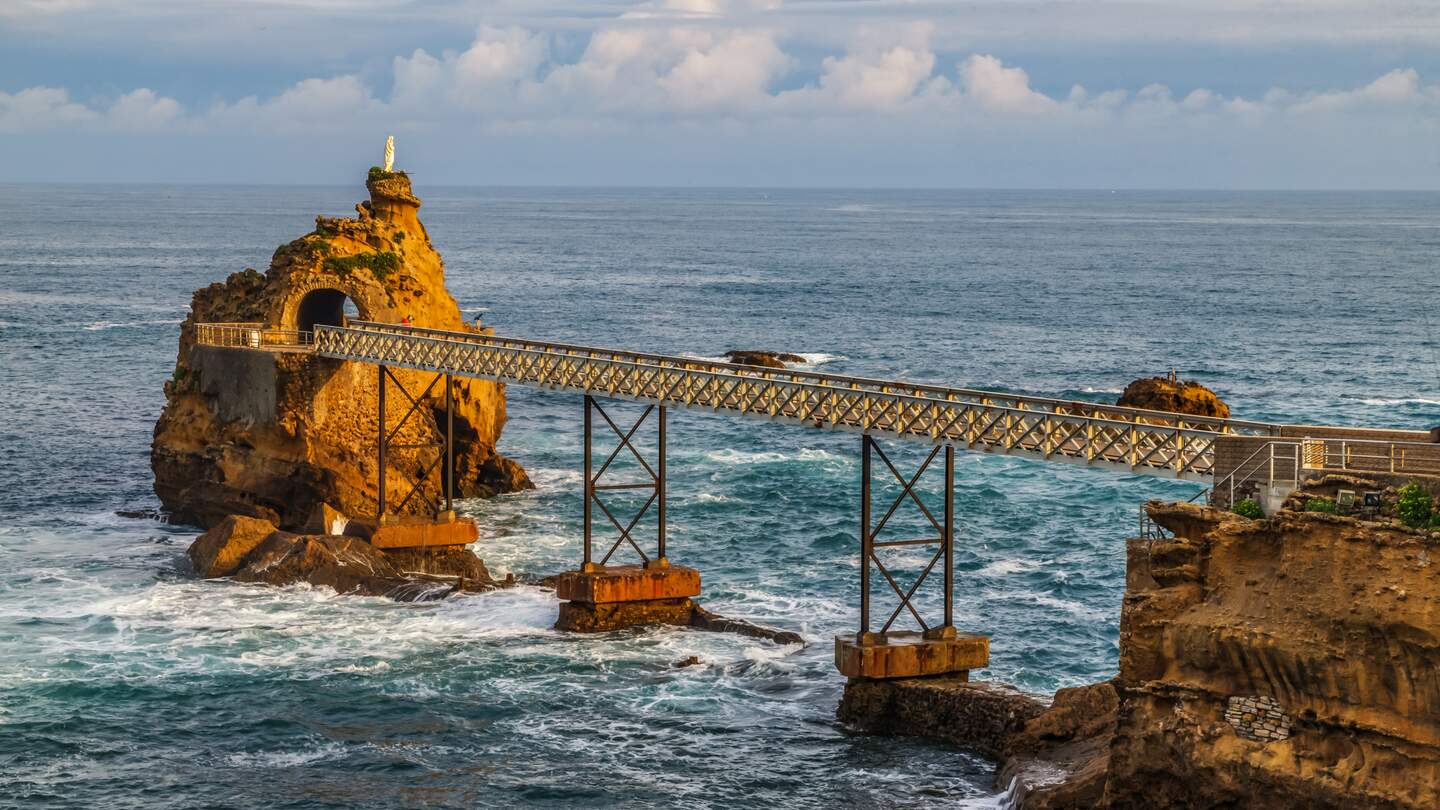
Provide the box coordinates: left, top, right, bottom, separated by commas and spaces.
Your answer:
979, 558, 1041, 577
82, 318, 183, 331
705, 447, 842, 465
795, 352, 846, 365
223, 744, 344, 769
1080, 386, 1123, 395
1358, 397, 1440, 406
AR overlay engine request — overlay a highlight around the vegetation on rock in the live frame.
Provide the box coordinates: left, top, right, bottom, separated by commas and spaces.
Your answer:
1397, 482, 1433, 528
1231, 498, 1263, 519
323, 250, 400, 281
1304, 497, 1339, 514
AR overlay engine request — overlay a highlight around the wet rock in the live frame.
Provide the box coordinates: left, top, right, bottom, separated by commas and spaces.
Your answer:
672, 655, 702, 668
187, 514, 281, 578
690, 604, 803, 645
1116, 375, 1229, 418
304, 502, 349, 535
723, 350, 807, 369
838, 678, 1045, 759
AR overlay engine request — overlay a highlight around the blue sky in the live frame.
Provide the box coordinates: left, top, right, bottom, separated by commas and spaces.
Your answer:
3, 0, 1439, 188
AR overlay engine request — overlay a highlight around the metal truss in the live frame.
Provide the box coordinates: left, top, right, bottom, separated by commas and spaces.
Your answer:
377, 365, 454, 520
203, 320, 1284, 481
859, 435, 955, 639
582, 396, 667, 570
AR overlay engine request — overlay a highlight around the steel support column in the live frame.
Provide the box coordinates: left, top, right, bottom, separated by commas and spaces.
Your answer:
857, 434, 957, 642
374, 365, 450, 523
581, 396, 668, 571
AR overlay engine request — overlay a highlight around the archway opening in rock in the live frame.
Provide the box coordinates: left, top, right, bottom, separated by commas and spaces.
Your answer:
297, 288, 360, 332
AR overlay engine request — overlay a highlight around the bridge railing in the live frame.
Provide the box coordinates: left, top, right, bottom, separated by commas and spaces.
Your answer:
195, 323, 314, 349
306, 321, 1285, 480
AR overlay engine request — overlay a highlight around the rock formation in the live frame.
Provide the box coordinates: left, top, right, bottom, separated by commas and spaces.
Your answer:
1117, 375, 1230, 418
1101, 501, 1439, 808
188, 514, 497, 601
152, 168, 530, 530
722, 350, 807, 369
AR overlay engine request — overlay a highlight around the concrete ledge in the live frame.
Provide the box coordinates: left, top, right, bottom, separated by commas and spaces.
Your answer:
370, 517, 477, 550
835, 631, 990, 679
554, 564, 701, 604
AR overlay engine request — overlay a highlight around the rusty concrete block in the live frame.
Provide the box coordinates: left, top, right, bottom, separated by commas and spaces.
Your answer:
369, 517, 478, 550
555, 597, 696, 632
554, 564, 701, 604
834, 631, 990, 679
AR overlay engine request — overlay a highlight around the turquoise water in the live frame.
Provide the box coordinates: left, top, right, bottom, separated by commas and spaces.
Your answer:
1, 185, 1437, 808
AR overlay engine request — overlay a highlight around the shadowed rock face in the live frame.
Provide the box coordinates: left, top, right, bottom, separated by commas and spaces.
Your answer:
1102, 502, 1440, 808
1116, 376, 1230, 418
722, 350, 807, 368
152, 169, 531, 529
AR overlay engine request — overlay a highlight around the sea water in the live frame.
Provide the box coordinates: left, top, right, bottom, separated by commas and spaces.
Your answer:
0, 186, 1436, 808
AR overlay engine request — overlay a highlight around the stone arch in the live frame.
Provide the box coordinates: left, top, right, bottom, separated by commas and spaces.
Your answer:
273, 274, 387, 332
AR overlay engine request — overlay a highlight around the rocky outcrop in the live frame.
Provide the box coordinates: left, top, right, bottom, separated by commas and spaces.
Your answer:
187, 514, 281, 577
186, 516, 499, 602
1100, 501, 1440, 808
152, 168, 530, 529
1117, 376, 1229, 418
723, 350, 807, 369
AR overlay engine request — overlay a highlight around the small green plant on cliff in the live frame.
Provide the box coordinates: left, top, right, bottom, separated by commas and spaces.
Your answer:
1304, 497, 1338, 514
323, 251, 400, 281
1396, 482, 1433, 528
1232, 499, 1264, 519
368, 166, 409, 183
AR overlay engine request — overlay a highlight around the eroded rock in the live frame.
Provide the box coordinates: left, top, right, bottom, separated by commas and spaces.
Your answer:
187, 514, 280, 578
1116, 375, 1229, 418
723, 350, 807, 369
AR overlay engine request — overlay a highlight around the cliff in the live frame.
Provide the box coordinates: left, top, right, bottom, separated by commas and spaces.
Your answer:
152, 169, 530, 529
1103, 501, 1440, 808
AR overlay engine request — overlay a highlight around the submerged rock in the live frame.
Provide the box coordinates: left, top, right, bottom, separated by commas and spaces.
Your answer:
151, 168, 531, 531
1116, 375, 1229, 418
723, 350, 807, 369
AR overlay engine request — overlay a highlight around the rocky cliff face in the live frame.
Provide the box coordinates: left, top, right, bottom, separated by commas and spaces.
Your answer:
152, 169, 530, 529
1104, 502, 1440, 808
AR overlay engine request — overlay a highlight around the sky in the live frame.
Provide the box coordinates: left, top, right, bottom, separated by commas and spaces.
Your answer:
3, 0, 1440, 188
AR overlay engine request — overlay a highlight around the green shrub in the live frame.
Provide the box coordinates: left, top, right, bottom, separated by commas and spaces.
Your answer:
1397, 483, 1433, 529
323, 251, 400, 281
1429, 513, 1440, 531
1232, 499, 1264, 519
368, 166, 408, 183
1304, 498, 1338, 514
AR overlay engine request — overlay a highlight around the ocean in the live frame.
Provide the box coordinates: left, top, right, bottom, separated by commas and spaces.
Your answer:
0, 185, 1436, 808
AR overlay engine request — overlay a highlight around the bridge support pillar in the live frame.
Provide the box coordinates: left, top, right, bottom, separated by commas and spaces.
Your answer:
369, 365, 477, 550
556, 396, 699, 632
835, 435, 989, 679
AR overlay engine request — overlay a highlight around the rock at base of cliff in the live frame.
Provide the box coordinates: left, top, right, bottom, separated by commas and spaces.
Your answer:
188, 514, 281, 578
1116, 376, 1229, 418
228, 532, 493, 601
837, 678, 1045, 759
556, 597, 697, 632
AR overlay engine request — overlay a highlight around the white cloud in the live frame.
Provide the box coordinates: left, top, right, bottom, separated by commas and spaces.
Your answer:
5, 23, 1439, 141
957, 54, 1056, 114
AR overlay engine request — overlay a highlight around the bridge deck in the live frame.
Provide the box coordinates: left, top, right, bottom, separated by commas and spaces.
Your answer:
230, 320, 1285, 482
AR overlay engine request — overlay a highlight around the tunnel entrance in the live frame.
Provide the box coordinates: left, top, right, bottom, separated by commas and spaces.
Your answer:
296, 288, 359, 332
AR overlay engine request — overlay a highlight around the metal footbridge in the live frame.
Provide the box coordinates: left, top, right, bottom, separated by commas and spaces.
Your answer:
194, 318, 1436, 668
203, 319, 1280, 482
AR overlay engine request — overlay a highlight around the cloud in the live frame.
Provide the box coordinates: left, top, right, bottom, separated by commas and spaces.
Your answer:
957, 54, 1056, 114
4, 23, 1439, 143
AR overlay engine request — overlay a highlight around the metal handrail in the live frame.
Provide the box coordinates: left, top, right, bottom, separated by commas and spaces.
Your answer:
195, 323, 313, 348
1301, 437, 1440, 477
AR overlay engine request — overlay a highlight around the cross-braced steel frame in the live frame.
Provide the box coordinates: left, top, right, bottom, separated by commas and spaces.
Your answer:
377, 365, 455, 520
581, 395, 667, 572
858, 434, 955, 641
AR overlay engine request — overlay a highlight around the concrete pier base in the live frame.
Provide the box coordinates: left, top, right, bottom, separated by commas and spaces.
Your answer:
834, 630, 990, 679
552, 564, 702, 632
369, 516, 477, 550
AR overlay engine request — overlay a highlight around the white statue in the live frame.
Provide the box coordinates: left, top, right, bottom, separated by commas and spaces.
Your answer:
383, 135, 395, 172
